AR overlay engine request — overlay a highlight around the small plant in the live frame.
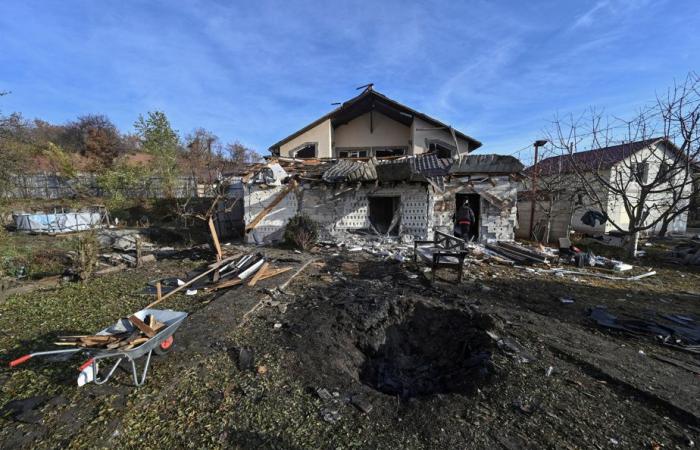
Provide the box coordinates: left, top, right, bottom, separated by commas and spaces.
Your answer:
283, 214, 318, 251
74, 230, 99, 282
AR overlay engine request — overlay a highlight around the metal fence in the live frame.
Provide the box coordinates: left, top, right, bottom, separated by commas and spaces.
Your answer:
3, 173, 199, 199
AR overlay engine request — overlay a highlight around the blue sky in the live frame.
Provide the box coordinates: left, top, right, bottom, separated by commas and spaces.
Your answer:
1, 0, 698, 163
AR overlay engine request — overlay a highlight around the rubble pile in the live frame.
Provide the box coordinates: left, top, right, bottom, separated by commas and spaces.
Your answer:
320, 231, 415, 262
669, 241, 700, 265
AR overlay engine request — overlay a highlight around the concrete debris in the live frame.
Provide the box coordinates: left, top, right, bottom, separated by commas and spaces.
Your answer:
350, 393, 373, 414
315, 388, 333, 401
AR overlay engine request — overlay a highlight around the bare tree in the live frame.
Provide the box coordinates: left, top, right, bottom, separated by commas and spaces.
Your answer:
547, 72, 700, 256
225, 141, 261, 168
522, 145, 591, 242
185, 127, 221, 186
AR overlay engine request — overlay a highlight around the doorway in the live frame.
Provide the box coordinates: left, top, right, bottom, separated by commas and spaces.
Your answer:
455, 193, 480, 241
368, 196, 401, 235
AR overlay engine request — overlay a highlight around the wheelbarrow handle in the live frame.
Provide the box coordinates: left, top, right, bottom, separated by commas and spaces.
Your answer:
9, 348, 83, 367
9, 355, 32, 367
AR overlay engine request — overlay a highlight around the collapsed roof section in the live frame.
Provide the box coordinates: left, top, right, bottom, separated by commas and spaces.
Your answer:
240, 152, 523, 190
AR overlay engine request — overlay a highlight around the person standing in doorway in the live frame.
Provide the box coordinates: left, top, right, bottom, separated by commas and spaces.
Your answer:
455, 200, 476, 241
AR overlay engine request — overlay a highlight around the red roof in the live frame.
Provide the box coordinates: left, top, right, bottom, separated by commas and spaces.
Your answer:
527, 138, 662, 176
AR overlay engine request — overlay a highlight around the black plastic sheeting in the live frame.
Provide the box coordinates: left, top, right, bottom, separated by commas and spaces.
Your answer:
589, 306, 700, 348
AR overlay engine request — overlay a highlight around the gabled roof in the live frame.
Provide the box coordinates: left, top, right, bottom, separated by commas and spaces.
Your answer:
269, 88, 482, 154
528, 138, 664, 176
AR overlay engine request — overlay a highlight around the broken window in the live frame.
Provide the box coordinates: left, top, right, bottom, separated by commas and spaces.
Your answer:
292, 143, 317, 159
337, 148, 369, 159
374, 147, 406, 158
427, 141, 455, 158
368, 196, 400, 235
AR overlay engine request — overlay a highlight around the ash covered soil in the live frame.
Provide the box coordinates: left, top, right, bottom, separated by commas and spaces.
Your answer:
1, 246, 699, 449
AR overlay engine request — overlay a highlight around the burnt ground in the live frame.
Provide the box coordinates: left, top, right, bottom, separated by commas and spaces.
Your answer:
1, 245, 699, 449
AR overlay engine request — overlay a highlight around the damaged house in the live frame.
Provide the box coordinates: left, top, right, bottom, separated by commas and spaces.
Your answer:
241, 88, 524, 244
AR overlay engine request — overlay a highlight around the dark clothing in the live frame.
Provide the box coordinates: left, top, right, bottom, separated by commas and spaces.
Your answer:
454, 205, 476, 240
458, 223, 472, 241
456, 205, 475, 224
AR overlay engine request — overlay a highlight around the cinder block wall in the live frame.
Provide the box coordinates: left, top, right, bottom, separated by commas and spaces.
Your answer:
244, 178, 517, 243
300, 182, 430, 240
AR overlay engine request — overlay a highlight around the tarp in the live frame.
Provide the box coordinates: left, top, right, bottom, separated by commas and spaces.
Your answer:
13, 211, 105, 233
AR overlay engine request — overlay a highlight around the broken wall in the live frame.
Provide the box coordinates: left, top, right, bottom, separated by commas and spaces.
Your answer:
244, 182, 430, 243
432, 175, 518, 242
244, 185, 299, 244
299, 182, 430, 241
244, 175, 518, 244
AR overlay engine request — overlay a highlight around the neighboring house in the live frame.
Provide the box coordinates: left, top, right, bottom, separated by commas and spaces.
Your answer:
269, 87, 481, 160
516, 138, 694, 242
240, 88, 524, 244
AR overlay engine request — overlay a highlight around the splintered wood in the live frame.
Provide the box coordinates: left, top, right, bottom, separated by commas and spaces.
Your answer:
55, 314, 166, 350
209, 264, 292, 291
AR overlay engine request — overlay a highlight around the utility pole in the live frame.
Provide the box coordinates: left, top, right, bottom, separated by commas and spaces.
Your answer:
528, 139, 549, 241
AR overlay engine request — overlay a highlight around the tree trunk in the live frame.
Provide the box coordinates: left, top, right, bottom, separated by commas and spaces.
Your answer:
657, 219, 669, 238
626, 231, 640, 258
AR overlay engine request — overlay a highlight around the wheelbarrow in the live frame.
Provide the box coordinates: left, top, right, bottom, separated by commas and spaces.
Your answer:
9, 309, 188, 387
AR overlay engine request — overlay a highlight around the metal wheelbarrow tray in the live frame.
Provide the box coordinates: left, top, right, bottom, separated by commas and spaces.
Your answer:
10, 309, 188, 387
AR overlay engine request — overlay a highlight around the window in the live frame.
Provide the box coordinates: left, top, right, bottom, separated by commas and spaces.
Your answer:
374, 147, 406, 158
337, 148, 369, 159
427, 140, 456, 158
658, 162, 671, 181
291, 142, 317, 159
630, 162, 649, 183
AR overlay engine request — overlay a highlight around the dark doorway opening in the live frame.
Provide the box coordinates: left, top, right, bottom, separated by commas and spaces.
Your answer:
368, 196, 400, 235
455, 193, 480, 241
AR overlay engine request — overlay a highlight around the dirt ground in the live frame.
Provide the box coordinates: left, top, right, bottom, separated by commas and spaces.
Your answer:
1, 241, 699, 449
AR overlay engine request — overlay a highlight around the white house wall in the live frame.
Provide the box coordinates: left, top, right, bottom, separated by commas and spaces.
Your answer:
279, 119, 333, 158
244, 185, 299, 244
608, 142, 692, 235
333, 112, 411, 152
411, 116, 474, 156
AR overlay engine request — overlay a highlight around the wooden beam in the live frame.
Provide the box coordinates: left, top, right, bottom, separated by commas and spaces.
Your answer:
145, 255, 238, 308
257, 267, 292, 281
245, 180, 297, 233
208, 216, 222, 261
128, 315, 157, 338
247, 262, 270, 287
279, 258, 316, 291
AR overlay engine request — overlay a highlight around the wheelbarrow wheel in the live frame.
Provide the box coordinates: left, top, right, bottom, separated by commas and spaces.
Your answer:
154, 336, 174, 356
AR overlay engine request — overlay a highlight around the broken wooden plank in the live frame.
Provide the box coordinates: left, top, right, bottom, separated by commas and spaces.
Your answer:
247, 262, 270, 287
279, 258, 316, 291
145, 255, 238, 308
257, 267, 292, 281
208, 216, 223, 261
245, 180, 297, 232
211, 278, 243, 290
128, 315, 157, 338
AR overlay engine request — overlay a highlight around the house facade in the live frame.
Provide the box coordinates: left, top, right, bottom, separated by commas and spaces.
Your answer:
517, 138, 694, 242
269, 87, 481, 160
242, 89, 524, 244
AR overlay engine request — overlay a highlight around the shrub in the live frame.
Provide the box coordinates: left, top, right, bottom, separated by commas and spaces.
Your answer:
283, 214, 318, 251
73, 230, 99, 282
